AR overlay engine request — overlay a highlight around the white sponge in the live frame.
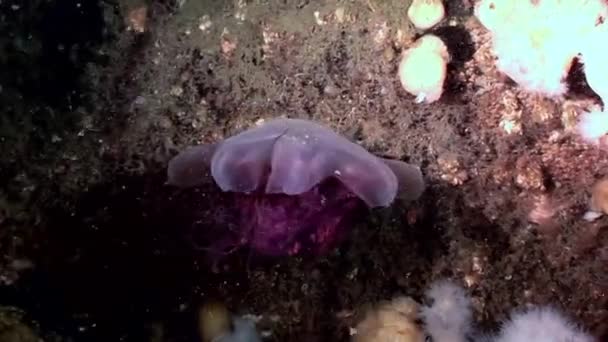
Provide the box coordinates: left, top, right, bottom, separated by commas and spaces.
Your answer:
577, 109, 608, 142
475, 0, 608, 97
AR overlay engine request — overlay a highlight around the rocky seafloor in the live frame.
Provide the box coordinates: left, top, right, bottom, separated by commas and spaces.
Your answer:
0, 0, 606, 341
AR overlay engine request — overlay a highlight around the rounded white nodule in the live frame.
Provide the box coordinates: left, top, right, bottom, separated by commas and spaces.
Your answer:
398, 34, 449, 104
407, 0, 445, 30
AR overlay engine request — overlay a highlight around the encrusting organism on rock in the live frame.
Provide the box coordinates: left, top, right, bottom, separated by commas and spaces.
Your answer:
474, 0, 608, 143
407, 0, 445, 30
582, 177, 608, 221
398, 34, 450, 104
353, 296, 425, 342
577, 18, 608, 143
475, 0, 608, 97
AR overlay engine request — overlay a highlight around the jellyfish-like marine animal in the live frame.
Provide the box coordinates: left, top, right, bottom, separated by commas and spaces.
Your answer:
167, 118, 424, 257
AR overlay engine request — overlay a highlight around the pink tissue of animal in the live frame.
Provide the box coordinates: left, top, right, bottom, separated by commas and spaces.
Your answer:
167, 118, 424, 257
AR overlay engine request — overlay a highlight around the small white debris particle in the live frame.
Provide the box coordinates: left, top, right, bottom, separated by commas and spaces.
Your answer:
170, 86, 183, 97
314, 11, 326, 25
500, 118, 521, 135
198, 15, 212, 32
583, 210, 603, 222
335, 7, 345, 23
415, 93, 427, 103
